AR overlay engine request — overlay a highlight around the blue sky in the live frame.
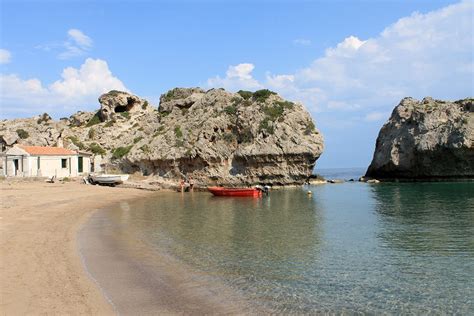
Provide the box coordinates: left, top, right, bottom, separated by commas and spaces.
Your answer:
1, 0, 473, 168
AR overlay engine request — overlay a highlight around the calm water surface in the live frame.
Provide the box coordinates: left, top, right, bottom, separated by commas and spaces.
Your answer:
85, 182, 474, 313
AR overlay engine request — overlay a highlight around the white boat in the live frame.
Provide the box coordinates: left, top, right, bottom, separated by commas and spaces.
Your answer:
89, 174, 129, 185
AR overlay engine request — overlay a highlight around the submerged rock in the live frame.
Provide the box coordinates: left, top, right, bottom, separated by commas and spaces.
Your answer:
366, 97, 473, 180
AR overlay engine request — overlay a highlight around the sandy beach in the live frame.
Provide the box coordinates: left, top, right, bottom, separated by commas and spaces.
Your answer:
0, 180, 152, 315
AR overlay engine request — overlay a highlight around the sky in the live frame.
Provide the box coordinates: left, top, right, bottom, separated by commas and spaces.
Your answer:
0, 0, 473, 169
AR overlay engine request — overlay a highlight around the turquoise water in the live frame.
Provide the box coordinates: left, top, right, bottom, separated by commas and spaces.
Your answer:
86, 182, 474, 313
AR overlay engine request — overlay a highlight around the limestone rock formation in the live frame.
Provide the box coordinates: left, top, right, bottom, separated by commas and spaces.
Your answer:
124, 88, 323, 185
0, 88, 324, 186
366, 97, 474, 180
98, 90, 148, 121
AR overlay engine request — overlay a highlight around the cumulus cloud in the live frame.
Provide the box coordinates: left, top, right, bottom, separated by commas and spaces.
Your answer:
0, 49, 11, 64
209, 0, 473, 118
0, 58, 127, 118
207, 63, 263, 91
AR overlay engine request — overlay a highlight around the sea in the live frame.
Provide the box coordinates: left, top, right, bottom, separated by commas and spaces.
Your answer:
79, 168, 474, 314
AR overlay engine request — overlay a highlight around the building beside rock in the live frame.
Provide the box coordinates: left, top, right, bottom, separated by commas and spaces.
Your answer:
2, 145, 91, 178
366, 97, 473, 180
0, 88, 324, 186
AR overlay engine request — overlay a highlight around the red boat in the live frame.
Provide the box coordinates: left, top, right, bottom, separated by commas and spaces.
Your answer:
208, 186, 262, 197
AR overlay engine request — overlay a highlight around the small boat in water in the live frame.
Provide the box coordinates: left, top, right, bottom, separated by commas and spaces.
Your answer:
89, 174, 129, 185
208, 186, 263, 197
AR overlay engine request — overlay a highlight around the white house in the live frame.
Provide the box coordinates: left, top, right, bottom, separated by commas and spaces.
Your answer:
2, 145, 91, 178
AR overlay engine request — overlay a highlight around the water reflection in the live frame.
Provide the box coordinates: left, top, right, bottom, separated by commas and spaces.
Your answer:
97, 183, 474, 313
370, 182, 474, 255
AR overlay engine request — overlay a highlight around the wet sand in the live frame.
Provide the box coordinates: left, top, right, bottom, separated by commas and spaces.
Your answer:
0, 180, 152, 314
79, 196, 255, 315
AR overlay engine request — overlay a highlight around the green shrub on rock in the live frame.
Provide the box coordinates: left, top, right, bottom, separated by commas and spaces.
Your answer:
67, 136, 85, 150
237, 90, 253, 100
112, 145, 133, 159
253, 89, 276, 103
86, 111, 101, 127
88, 143, 106, 156
174, 126, 183, 138
224, 105, 237, 115
16, 129, 29, 139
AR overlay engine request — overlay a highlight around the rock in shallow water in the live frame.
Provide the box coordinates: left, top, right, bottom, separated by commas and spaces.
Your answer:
366, 97, 473, 180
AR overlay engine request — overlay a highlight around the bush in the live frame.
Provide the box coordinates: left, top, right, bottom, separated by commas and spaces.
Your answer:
37, 113, 51, 124
238, 128, 253, 143
224, 105, 237, 115
88, 128, 95, 139
304, 120, 316, 135
133, 136, 143, 144
174, 126, 183, 138
104, 120, 115, 128
67, 136, 86, 150
222, 133, 236, 143
237, 90, 253, 100
120, 112, 130, 119
86, 111, 101, 127
112, 145, 133, 159
253, 89, 276, 103
89, 143, 106, 156
259, 118, 274, 134
16, 129, 29, 139
275, 100, 295, 110
162, 89, 180, 102
263, 105, 285, 120
142, 101, 149, 109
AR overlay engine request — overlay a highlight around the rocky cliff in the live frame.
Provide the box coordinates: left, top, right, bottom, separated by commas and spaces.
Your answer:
366, 97, 473, 180
0, 88, 324, 186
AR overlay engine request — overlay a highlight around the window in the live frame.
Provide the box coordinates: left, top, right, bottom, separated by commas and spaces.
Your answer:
37, 157, 40, 169
61, 158, 67, 168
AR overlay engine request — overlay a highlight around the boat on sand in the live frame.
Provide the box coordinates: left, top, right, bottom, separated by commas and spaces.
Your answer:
208, 186, 263, 197
89, 174, 129, 185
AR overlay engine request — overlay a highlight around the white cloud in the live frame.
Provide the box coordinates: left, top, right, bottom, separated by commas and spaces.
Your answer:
0, 58, 127, 118
207, 63, 262, 91
293, 38, 311, 46
208, 1, 473, 117
0, 49, 11, 64
68, 29, 92, 48
59, 29, 93, 59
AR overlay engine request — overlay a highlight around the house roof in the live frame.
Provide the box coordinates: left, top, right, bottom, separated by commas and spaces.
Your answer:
18, 145, 77, 156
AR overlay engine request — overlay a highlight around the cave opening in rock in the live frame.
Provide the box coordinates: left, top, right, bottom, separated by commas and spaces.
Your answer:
114, 98, 136, 113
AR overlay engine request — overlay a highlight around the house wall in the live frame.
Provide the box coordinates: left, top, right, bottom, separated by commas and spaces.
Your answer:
4, 155, 92, 178
4, 155, 28, 177
34, 155, 78, 177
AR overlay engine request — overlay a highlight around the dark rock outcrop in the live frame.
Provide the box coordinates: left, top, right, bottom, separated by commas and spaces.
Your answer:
366, 97, 473, 180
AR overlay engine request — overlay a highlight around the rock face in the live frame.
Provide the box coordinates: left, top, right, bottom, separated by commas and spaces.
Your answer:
0, 88, 324, 186
98, 90, 147, 121
366, 97, 474, 179
126, 88, 324, 185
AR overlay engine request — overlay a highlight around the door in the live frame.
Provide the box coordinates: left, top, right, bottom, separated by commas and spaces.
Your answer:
78, 157, 83, 173
14, 159, 19, 176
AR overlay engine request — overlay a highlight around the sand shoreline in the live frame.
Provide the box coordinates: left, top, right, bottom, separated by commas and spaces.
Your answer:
0, 180, 153, 315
